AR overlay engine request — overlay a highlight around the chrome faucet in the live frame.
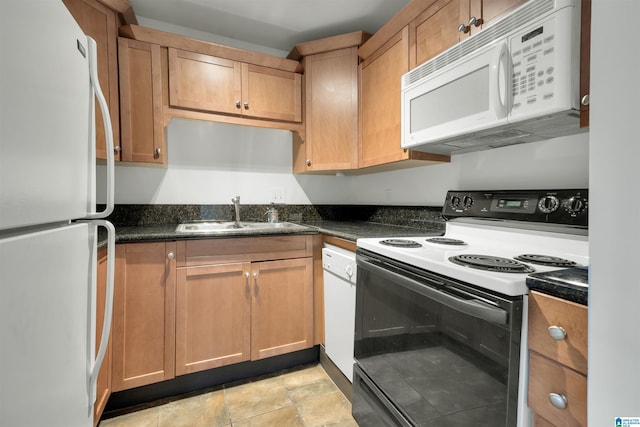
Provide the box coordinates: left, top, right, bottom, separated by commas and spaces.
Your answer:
231, 196, 241, 227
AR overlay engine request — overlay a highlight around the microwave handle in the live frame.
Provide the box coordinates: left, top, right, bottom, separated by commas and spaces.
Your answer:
494, 42, 509, 119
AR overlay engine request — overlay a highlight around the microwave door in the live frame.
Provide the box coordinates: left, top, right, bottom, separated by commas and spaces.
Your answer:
402, 40, 510, 149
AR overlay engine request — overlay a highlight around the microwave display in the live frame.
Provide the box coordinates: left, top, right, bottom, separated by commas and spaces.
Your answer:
522, 26, 544, 43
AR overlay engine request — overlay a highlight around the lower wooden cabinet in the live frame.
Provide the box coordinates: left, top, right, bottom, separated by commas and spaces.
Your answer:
112, 242, 176, 391
175, 236, 314, 375
94, 247, 111, 425
111, 236, 315, 388
528, 291, 588, 427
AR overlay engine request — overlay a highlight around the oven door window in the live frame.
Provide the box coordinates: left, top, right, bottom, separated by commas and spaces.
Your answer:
354, 255, 521, 426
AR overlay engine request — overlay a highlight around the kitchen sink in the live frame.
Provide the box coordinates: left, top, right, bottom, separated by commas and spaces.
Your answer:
175, 221, 310, 235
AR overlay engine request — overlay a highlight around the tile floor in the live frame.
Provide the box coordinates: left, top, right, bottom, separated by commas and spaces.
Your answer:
99, 364, 357, 427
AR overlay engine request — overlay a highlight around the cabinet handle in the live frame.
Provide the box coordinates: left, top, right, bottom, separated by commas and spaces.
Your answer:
548, 325, 567, 340
245, 272, 250, 278
154, 148, 161, 157
114, 146, 121, 153
458, 23, 470, 33
469, 16, 483, 27
243, 101, 249, 110
235, 100, 241, 108
581, 94, 590, 106
253, 272, 259, 279
548, 393, 568, 409
306, 159, 311, 167
167, 252, 175, 260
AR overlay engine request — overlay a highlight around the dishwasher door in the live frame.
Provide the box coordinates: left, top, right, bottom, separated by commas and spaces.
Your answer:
322, 245, 356, 382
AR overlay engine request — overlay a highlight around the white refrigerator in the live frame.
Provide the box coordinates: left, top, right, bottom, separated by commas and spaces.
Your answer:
0, 1, 115, 426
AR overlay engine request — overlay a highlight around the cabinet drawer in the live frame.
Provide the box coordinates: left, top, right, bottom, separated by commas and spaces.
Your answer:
177, 235, 313, 267
528, 291, 588, 375
528, 352, 587, 427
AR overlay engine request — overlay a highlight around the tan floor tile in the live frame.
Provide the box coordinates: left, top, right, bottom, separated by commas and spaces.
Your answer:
99, 407, 159, 427
158, 390, 229, 427
287, 378, 338, 403
280, 364, 330, 388
225, 376, 292, 422
295, 391, 355, 426
231, 405, 304, 427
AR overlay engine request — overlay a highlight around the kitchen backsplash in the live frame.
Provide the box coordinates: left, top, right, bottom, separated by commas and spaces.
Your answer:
104, 204, 445, 232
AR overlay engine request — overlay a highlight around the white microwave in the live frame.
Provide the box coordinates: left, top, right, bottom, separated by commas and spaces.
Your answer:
401, 0, 585, 155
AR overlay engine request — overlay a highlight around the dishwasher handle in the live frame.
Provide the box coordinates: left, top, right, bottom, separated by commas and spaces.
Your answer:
358, 257, 508, 325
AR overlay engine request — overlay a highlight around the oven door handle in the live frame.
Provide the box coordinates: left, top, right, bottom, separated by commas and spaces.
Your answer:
359, 258, 508, 325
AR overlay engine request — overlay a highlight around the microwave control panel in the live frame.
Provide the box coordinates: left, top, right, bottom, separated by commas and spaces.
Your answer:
510, 15, 558, 114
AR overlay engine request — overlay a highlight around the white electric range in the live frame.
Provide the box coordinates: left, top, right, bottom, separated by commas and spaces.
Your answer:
352, 189, 588, 427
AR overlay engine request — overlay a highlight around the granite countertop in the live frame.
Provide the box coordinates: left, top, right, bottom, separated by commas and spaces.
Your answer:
526, 266, 589, 305
98, 220, 442, 248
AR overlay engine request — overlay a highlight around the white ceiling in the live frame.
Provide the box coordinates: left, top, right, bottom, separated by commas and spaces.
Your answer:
128, 0, 411, 52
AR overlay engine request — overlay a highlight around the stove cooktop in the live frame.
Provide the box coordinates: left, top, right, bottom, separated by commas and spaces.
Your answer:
357, 220, 589, 296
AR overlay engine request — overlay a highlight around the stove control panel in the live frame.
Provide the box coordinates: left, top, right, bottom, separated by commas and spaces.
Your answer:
443, 189, 588, 227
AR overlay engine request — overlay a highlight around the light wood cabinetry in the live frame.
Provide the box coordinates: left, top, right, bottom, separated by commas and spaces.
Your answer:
63, 0, 121, 160
294, 47, 360, 173
94, 247, 111, 426
168, 48, 302, 123
118, 38, 165, 164
359, 27, 449, 169
112, 242, 176, 391
411, 0, 525, 68
175, 236, 314, 375
528, 291, 588, 427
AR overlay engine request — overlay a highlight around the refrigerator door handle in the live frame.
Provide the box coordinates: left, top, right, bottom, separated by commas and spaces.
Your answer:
86, 220, 115, 404
85, 36, 114, 219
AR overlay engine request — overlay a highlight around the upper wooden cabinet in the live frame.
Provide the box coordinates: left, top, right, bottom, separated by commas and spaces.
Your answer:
359, 28, 449, 169
63, 0, 121, 160
168, 48, 302, 123
118, 38, 165, 164
412, 0, 525, 67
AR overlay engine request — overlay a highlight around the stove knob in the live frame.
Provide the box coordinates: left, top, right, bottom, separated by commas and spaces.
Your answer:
566, 197, 585, 215
463, 196, 474, 209
538, 195, 559, 213
450, 196, 461, 209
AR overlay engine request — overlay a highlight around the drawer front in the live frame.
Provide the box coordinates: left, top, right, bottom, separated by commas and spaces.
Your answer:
528, 352, 587, 427
528, 291, 588, 375
177, 235, 312, 266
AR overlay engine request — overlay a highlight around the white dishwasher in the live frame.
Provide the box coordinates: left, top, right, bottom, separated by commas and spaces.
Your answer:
322, 244, 356, 382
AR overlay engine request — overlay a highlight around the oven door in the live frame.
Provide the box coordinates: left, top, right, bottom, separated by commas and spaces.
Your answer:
353, 250, 522, 426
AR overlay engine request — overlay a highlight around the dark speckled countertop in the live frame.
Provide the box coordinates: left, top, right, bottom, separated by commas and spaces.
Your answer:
527, 266, 589, 305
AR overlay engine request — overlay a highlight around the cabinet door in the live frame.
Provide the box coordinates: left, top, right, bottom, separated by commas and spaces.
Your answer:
112, 242, 176, 391
251, 257, 313, 360
468, 0, 526, 30
63, 0, 120, 160
299, 48, 358, 172
414, 0, 464, 67
242, 63, 302, 122
94, 248, 111, 425
118, 38, 165, 164
359, 28, 409, 168
176, 262, 251, 375
168, 48, 242, 115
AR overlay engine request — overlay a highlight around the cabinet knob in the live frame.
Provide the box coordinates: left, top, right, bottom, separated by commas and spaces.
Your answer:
235, 100, 241, 108
245, 272, 250, 278
167, 252, 175, 260
155, 148, 161, 157
581, 94, 590, 106
548, 325, 567, 340
548, 393, 568, 410
243, 101, 249, 110
114, 145, 121, 153
458, 23, 470, 33
253, 272, 259, 279
468, 16, 483, 27
306, 159, 311, 166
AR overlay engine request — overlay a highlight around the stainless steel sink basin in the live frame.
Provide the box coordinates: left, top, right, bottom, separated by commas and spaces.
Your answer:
175, 221, 310, 234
